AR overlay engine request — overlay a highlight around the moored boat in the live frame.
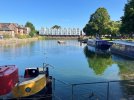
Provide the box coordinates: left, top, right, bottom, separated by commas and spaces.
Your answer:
0, 65, 52, 99
0, 65, 19, 96
12, 67, 51, 99
111, 40, 134, 59
57, 40, 65, 44
87, 39, 112, 51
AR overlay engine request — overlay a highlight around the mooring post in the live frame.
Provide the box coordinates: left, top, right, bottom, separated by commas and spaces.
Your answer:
107, 82, 109, 100
53, 78, 55, 99
53, 78, 55, 91
71, 84, 74, 100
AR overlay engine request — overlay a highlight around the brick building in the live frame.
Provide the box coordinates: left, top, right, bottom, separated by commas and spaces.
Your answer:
0, 23, 31, 37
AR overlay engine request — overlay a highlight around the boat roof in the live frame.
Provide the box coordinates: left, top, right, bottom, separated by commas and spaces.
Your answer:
88, 39, 108, 42
112, 40, 134, 46
25, 67, 37, 69
0, 65, 17, 76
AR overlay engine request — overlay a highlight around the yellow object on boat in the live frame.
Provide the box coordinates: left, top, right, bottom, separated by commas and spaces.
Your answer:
12, 74, 46, 98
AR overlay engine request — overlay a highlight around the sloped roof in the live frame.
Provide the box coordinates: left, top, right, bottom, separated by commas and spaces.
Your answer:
0, 27, 12, 31
0, 23, 16, 31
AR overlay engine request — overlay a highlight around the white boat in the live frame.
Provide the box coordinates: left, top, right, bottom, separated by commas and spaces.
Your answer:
57, 40, 65, 44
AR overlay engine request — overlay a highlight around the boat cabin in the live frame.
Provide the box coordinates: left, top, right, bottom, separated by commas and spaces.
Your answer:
87, 39, 112, 51
24, 68, 40, 78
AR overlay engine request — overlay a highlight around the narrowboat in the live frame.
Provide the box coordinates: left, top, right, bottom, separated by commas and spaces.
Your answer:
0, 65, 19, 96
87, 39, 112, 51
111, 40, 134, 59
12, 67, 51, 99
0, 66, 52, 100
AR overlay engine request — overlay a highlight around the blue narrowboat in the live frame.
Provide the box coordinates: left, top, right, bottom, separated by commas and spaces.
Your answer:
87, 39, 112, 51
111, 40, 134, 59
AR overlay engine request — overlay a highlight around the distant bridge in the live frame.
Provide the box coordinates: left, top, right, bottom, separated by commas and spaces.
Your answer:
39, 27, 85, 37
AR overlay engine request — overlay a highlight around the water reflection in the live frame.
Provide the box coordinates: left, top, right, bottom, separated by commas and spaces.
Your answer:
0, 41, 36, 60
84, 46, 134, 99
84, 46, 113, 75
0, 40, 134, 99
112, 56, 134, 98
112, 55, 134, 80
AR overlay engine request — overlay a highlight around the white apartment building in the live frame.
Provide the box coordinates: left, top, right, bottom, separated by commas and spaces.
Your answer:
39, 27, 84, 36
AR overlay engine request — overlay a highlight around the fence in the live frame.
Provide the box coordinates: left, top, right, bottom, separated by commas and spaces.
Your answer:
53, 78, 134, 100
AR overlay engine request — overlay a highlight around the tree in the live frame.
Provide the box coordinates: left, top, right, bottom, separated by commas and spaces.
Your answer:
106, 21, 121, 40
90, 7, 110, 36
83, 24, 93, 36
51, 25, 61, 29
120, 0, 134, 37
25, 22, 36, 37
83, 7, 111, 37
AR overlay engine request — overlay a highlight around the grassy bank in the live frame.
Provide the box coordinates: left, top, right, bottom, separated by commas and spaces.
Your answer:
0, 36, 45, 45
43, 36, 79, 40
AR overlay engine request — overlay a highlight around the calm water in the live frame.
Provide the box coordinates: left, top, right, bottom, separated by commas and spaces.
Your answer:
0, 40, 134, 100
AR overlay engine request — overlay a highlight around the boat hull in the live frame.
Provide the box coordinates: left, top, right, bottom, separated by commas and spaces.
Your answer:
87, 39, 112, 51
96, 44, 111, 51
111, 47, 134, 59
13, 76, 52, 100
57, 40, 65, 44
12, 74, 46, 98
0, 65, 19, 95
111, 41, 134, 59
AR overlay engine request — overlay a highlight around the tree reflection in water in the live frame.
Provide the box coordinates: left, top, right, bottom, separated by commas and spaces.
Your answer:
83, 46, 113, 75
84, 46, 134, 98
114, 58, 134, 97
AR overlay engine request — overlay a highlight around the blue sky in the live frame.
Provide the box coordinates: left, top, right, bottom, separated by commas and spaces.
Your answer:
0, 0, 127, 30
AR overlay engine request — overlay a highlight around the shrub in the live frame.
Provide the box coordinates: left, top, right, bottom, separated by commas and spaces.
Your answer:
3, 34, 12, 38
15, 34, 31, 39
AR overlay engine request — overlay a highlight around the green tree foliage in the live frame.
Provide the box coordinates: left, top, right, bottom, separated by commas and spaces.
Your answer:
52, 25, 61, 29
25, 22, 36, 37
120, 0, 134, 36
83, 7, 110, 37
83, 23, 95, 36
83, 24, 89, 35
106, 21, 121, 40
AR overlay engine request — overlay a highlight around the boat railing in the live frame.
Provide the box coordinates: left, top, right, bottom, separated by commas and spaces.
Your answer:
43, 63, 54, 69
